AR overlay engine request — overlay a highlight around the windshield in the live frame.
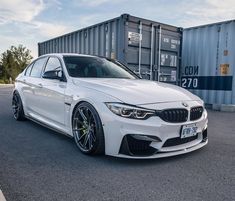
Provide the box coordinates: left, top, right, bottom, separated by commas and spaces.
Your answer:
63, 56, 139, 79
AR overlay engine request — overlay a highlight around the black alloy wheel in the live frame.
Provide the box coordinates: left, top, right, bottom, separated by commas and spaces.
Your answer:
72, 102, 105, 155
12, 91, 26, 121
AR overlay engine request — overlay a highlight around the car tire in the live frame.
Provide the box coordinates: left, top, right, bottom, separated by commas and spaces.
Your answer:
72, 102, 105, 155
12, 91, 26, 121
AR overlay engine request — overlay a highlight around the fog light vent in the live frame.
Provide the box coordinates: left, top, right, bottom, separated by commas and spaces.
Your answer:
119, 134, 158, 156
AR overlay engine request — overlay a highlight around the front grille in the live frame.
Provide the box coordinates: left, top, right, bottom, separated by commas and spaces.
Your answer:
159, 109, 188, 123
163, 135, 198, 147
190, 106, 203, 121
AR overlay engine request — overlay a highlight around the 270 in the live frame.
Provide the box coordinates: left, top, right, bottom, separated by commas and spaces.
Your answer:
181, 77, 198, 89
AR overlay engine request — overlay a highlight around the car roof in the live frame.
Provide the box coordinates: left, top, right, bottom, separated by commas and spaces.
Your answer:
39, 53, 98, 59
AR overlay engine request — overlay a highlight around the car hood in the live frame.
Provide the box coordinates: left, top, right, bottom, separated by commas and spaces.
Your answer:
72, 78, 201, 105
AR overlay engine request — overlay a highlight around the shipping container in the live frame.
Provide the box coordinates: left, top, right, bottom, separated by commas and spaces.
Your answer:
38, 14, 182, 84
181, 20, 235, 110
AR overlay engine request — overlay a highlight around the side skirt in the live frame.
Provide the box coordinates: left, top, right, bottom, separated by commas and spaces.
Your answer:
25, 115, 73, 139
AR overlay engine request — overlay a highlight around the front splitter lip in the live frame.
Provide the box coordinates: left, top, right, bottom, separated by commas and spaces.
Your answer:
110, 139, 208, 159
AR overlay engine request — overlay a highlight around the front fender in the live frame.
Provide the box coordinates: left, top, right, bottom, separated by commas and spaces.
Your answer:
65, 85, 121, 136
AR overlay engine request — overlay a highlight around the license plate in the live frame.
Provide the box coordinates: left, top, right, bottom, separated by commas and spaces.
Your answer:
181, 124, 198, 138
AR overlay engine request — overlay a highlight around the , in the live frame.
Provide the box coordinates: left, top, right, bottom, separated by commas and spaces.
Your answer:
12, 53, 208, 159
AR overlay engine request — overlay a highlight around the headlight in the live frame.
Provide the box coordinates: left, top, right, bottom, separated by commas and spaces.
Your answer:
105, 103, 156, 119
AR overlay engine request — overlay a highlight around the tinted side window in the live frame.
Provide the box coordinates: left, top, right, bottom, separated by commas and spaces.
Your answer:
30, 57, 47, 78
25, 63, 34, 76
44, 57, 61, 73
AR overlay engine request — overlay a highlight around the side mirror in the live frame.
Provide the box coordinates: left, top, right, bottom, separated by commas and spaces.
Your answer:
42, 70, 63, 80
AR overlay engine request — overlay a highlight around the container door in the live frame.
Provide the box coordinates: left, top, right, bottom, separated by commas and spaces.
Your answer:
125, 19, 182, 84
125, 21, 153, 80
156, 29, 181, 84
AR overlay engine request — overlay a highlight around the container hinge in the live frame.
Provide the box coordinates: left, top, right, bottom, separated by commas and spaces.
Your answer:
142, 71, 151, 76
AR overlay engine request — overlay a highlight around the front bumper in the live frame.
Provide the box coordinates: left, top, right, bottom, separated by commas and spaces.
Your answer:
118, 138, 208, 159
118, 129, 207, 158
99, 100, 208, 159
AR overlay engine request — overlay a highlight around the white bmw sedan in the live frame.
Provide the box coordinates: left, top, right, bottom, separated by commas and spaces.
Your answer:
12, 53, 208, 158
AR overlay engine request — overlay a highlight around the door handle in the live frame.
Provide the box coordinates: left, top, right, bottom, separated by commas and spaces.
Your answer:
38, 83, 43, 88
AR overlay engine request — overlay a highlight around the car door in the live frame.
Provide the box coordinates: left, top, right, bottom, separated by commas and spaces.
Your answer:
20, 62, 34, 111
39, 56, 66, 126
25, 57, 48, 116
